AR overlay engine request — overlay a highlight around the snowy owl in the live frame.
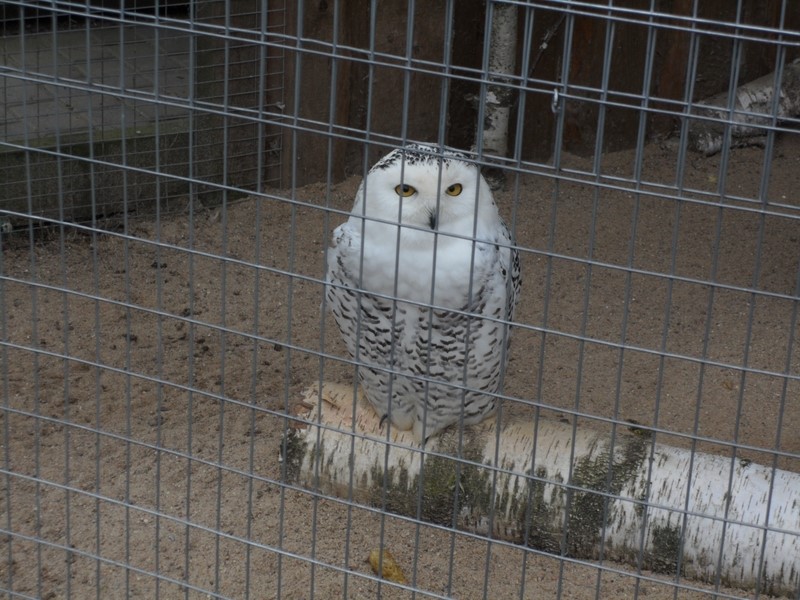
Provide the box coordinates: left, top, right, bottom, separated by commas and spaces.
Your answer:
326, 144, 521, 443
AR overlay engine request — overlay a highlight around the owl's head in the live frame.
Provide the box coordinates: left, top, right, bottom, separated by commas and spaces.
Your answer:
351, 144, 500, 240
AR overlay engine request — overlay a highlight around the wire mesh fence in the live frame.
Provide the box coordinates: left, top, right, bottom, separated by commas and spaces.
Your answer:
1, 1, 799, 598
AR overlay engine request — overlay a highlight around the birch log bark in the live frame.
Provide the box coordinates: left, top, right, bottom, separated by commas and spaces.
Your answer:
689, 58, 800, 155
475, 2, 518, 188
285, 383, 800, 596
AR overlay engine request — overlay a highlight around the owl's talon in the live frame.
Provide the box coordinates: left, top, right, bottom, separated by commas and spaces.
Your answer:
379, 414, 389, 428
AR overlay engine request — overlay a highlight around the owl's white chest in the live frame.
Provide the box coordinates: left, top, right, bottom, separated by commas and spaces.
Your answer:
332, 219, 494, 307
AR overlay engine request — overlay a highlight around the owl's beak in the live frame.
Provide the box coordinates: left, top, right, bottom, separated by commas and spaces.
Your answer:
427, 210, 438, 230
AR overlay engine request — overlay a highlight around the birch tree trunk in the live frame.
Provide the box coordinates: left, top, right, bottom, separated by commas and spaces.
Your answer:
689, 58, 800, 155
474, 1, 517, 189
284, 383, 800, 596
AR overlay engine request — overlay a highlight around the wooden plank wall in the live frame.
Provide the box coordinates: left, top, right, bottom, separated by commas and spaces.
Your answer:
229, 1, 799, 187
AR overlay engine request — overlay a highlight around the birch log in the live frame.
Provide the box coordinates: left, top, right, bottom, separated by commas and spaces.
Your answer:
284, 383, 800, 595
689, 58, 800, 155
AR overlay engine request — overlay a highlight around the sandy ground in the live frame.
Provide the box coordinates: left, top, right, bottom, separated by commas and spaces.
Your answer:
1, 134, 799, 599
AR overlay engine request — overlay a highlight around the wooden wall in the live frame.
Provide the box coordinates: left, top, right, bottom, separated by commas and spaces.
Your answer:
280, 0, 455, 185
205, 1, 799, 188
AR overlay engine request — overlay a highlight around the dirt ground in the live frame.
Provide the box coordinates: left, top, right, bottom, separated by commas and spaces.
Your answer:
1, 134, 799, 599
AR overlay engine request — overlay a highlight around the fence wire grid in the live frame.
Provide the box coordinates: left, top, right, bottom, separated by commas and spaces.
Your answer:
1, 1, 799, 599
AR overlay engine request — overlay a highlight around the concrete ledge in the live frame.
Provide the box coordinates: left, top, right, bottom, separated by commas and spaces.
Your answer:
0, 117, 200, 225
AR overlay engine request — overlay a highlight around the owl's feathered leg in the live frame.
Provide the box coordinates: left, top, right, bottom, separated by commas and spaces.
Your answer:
411, 411, 435, 445
366, 386, 414, 433
374, 397, 414, 434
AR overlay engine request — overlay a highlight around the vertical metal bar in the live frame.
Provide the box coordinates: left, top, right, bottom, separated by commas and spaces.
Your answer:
558, 6, 615, 598
632, 4, 702, 593
316, 0, 345, 596
151, 3, 167, 597
658, 3, 699, 597
0, 196, 11, 597
47, 6, 75, 597
410, 0, 457, 592
212, 1, 233, 595
308, 0, 343, 594
246, 3, 273, 596
463, 5, 499, 594
549, 12, 575, 600
477, 3, 518, 596
373, 4, 418, 596
753, 5, 791, 597
183, 3, 199, 597
689, 2, 746, 594
340, 0, 380, 597
107, 13, 139, 594
514, 7, 537, 599
79, 7, 106, 599
594, 3, 660, 598
18, 14, 46, 600
590, 4, 627, 595
277, 0, 305, 596
115, 15, 137, 599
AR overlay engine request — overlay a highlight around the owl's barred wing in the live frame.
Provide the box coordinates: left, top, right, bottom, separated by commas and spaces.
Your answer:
502, 221, 522, 323
325, 223, 361, 358
371, 144, 473, 173
325, 222, 417, 430
326, 217, 521, 442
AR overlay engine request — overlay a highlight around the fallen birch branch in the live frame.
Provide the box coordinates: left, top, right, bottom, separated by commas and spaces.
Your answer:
284, 383, 800, 595
689, 58, 800, 155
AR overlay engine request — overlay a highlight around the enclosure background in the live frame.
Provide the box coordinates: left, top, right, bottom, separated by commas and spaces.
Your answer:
1, 1, 799, 599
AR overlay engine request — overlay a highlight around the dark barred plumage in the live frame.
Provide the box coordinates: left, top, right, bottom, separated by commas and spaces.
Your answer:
371, 143, 472, 171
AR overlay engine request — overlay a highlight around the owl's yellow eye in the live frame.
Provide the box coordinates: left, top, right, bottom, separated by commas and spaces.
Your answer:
445, 183, 463, 196
395, 184, 416, 197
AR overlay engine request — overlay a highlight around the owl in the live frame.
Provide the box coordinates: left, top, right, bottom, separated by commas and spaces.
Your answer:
325, 144, 521, 443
